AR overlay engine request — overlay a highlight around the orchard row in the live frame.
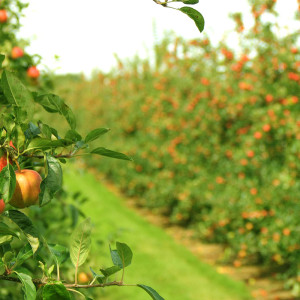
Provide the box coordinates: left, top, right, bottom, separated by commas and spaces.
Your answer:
55, 2, 300, 292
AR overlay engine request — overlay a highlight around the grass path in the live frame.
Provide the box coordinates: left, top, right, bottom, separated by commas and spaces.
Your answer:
64, 166, 252, 300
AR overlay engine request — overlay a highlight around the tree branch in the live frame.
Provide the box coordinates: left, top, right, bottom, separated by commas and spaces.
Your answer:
22, 153, 73, 159
0, 276, 136, 289
0, 275, 43, 287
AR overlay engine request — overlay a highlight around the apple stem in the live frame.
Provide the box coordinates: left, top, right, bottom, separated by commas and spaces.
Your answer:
14, 160, 21, 172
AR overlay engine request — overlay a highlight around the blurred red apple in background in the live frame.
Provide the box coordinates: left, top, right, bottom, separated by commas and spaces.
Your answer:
27, 66, 40, 79
0, 9, 8, 23
11, 46, 24, 59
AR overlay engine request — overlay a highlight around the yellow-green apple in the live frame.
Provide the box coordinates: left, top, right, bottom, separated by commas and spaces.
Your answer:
78, 272, 92, 284
9, 170, 42, 208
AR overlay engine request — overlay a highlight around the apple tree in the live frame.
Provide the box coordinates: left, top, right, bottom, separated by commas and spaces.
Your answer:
0, 56, 167, 299
0, 0, 206, 299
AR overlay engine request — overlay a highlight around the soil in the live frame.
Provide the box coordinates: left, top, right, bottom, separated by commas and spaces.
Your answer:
87, 167, 299, 300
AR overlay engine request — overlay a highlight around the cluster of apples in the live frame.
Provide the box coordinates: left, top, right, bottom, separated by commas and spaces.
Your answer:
11, 46, 40, 78
0, 142, 42, 213
0, 9, 40, 79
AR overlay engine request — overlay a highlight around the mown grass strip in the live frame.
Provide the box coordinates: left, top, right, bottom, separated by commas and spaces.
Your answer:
63, 166, 252, 300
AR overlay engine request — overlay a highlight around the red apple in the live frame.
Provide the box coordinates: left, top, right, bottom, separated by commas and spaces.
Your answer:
0, 9, 8, 23
27, 66, 40, 79
9, 169, 42, 209
0, 199, 5, 214
11, 47, 24, 59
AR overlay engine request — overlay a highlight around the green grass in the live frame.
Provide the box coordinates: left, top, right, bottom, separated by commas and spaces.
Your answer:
63, 166, 252, 300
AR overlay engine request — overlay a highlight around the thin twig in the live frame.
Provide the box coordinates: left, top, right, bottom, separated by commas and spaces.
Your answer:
64, 281, 137, 289
22, 153, 73, 159
0, 275, 137, 289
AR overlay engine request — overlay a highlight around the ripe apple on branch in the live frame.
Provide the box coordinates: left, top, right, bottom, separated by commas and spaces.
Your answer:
0, 141, 42, 209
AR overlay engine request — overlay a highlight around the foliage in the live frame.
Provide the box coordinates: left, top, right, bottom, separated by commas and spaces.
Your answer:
0, 0, 42, 83
153, 0, 205, 33
0, 1, 165, 299
55, 0, 300, 294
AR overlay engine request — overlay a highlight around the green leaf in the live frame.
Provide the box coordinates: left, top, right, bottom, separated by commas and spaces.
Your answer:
13, 106, 28, 123
43, 283, 71, 300
110, 247, 123, 269
0, 164, 16, 202
5, 210, 40, 253
0, 222, 19, 238
109, 242, 133, 269
116, 242, 133, 268
1, 70, 34, 108
39, 155, 62, 206
12, 124, 26, 149
91, 147, 132, 161
137, 284, 165, 300
69, 204, 80, 228
70, 218, 92, 268
15, 272, 36, 300
89, 267, 105, 283
0, 89, 8, 105
24, 122, 41, 139
0, 54, 5, 67
65, 129, 82, 142
3, 251, 14, 264
179, 7, 205, 32
34, 94, 76, 129
183, 0, 199, 4
0, 261, 5, 275
38, 122, 52, 139
48, 244, 69, 266
14, 244, 33, 269
26, 138, 72, 152
100, 265, 121, 277
84, 128, 110, 143
0, 234, 13, 244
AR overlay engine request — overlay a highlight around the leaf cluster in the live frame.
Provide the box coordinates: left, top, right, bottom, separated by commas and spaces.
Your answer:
0, 216, 164, 300
0, 59, 132, 206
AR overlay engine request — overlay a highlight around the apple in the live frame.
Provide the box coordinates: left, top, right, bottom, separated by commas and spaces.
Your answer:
11, 47, 24, 59
27, 66, 40, 79
0, 9, 8, 23
0, 199, 5, 214
9, 169, 42, 209
78, 272, 91, 284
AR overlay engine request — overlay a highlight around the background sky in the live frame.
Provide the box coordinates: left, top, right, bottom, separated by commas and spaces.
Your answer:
18, 0, 299, 75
